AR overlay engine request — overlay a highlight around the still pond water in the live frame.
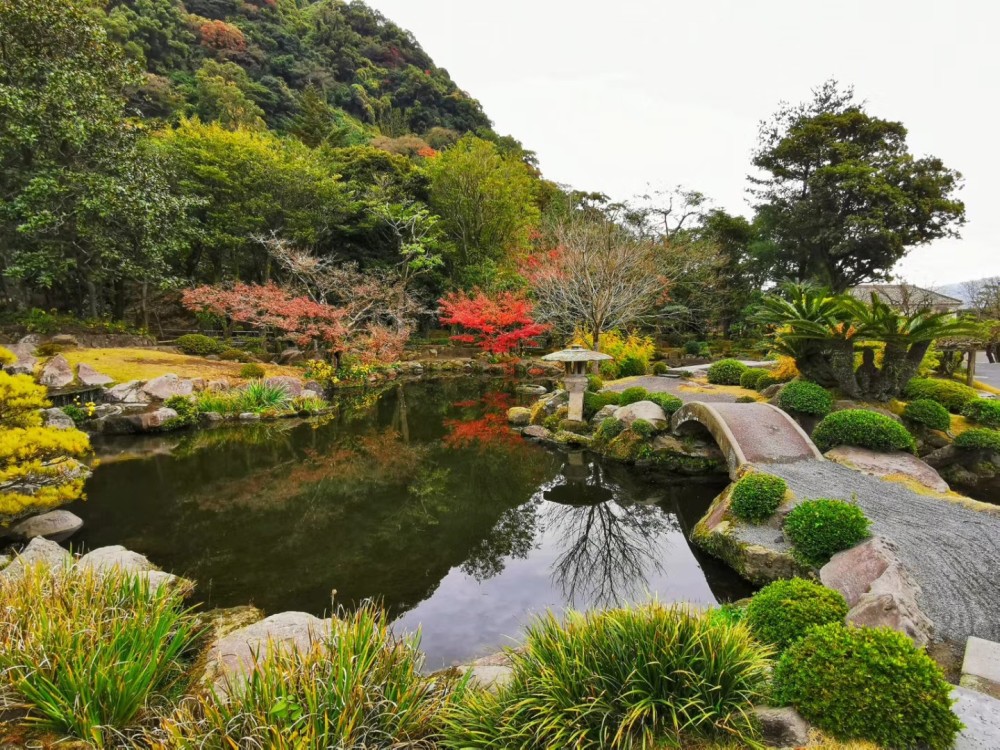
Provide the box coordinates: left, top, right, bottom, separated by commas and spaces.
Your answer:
70, 380, 751, 669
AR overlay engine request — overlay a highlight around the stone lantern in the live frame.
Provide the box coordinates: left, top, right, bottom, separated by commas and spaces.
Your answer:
542, 345, 613, 422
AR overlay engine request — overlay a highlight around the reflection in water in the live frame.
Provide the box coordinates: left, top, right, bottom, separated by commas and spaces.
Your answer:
73, 380, 750, 668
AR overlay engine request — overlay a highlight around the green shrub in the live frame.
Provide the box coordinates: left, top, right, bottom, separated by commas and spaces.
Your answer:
159, 604, 448, 749
954, 427, 1000, 453
630, 419, 655, 439
594, 417, 625, 443
756, 374, 780, 391
219, 348, 249, 362
617, 354, 647, 378
903, 398, 952, 431
652, 361, 668, 375
239, 363, 266, 379
778, 381, 834, 416
0, 566, 199, 746
729, 472, 787, 523
36, 342, 70, 357
735, 395, 756, 403
684, 340, 708, 356
740, 368, 767, 389
905, 377, 978, 413
618, 386, 649, 406
543, 414, 561, 431
290, 395, 328, 414
784, 498, 871, 566
745, 578, 848, 650
585, 374, 604, 392
962, 398, 1000, 428
583, 390, 620, 419
175, 334, 224, 357
773, 623, 962, 750
647, 392, 683, 416
440, 604, 772, 749
164, 395, 199, 429
707, 359, 748, 385
811, 409, 916, 453
195, 389, 241, 416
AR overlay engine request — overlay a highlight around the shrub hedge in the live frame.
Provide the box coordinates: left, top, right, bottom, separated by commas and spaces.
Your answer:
773, 623, 962, 750
784, 498, 871, 566
755, 374, 780, 392
583, 390, 620, 419
652, 362, 668, 375
175, 333, 224, 357
706, 359, 748, 385
962, 398, 1000, 428
239, 363, 266, 379
618, 386, 649, 406
904, 377, 979, 413
729, 472, 787, 523
744, 578, 848, 650
647, 392, 683, 416
954, 427, 1000, 453
811, 409, 916, 454
777, 381, 834, 416
740, 368, 767, 390
902, 398, 952, 431
585, 374, 604, 392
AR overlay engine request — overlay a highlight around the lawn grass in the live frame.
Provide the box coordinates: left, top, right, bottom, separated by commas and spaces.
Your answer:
60, 348, 298, 384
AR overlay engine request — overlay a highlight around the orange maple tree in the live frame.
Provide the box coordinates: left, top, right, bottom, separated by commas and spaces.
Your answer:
437, 289, 549, 355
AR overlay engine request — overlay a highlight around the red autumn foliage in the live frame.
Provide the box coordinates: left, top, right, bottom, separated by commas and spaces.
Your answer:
443, 393, 518, 449
438, 289, 549, 355
181, 282, 348, 351
199, 20, 247, 51
416, 146, 438, 158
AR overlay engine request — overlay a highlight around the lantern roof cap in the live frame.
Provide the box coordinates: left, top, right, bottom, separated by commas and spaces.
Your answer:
541, 344, 613, 362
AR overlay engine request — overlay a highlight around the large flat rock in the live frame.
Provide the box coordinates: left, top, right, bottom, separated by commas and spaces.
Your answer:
76, 545, 190, 593
826, 445, 950, 492
953, 686, 1000, 750
9, 510, 83, 543
963, 637, 1000, 699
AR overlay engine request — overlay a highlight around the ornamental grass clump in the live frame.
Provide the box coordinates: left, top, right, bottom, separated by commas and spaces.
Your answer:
962, 398, 1000, 429
954, 427, 1000, 453
903, 398, 952, 432
777, 380, 834, 416
811, 409, 916, 454
0, 566, 200, 748
784, 498, 871, 566
706, 358, 748, 385
744, 578, 848, 650
729, 472, 787, 523
904, 377, 978, 413
773, 623, 962, 750
440, 604, 773, 750
158, 604, 449, 749
236, 379, 291, 413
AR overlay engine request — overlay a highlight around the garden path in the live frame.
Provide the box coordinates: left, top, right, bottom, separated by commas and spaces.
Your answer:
603, 375, 742, 403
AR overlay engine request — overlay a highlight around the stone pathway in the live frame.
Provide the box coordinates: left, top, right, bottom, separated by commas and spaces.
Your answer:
603, 376, 741, 403
763, 460, 1000, 645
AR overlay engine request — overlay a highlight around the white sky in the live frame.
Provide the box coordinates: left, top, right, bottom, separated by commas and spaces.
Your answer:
367, 0, 999, 287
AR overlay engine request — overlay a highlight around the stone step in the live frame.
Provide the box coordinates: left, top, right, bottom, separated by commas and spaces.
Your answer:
962, 636, 1000, 700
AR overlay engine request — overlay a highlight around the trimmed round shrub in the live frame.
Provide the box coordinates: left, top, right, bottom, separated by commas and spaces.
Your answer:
740, 368, 767, 390
755, 374, 780, 392
777, 381, 833, 416
647, 392, 682, 416
684, 340, 708, 356
744, 578, 848, 650
784, 498, 871, 566
441, 604, 772, 749
962, 398, 1000, 428
219, 348, 248, 362
735, 395, 756, 403
652, 361, 668, 375
585, 374, 604, 392
617, 355, 647, 378
583, 390, 620, 420
773, 623, 962, 750
618, 386, 649, 406
175, 334, 224, 357
811, 409, 916, 454
904, 377, 978, 413
954, 427, 1000, 453
707, 359, 748, 385
729, 473, 787, 523
903, 398, 952, 431
630, 419, 655, 439
239, 363, 266, 379
595, 417, 625, 443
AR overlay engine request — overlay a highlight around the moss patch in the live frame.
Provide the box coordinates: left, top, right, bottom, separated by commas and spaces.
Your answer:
61, 348, 298, 384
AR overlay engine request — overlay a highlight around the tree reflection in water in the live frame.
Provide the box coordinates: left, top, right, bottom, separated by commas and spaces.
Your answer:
540, 451, 674, 608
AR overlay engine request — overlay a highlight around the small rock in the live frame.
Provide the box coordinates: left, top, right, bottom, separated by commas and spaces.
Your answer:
142, 373, 194, 401
265, 376, 303, 398
91, 404, 121, 419
455, 664, 514, 693
239, 412, 260, 421
613, 400, 668, 430
507, 406, 531, 426
961, 637, 1000, 700
3, 343, 37, 375
76, 362, 114, 386
760, 383, 784, 399
104, 380, 151, 404
522, 425, 552, 441
41, 407, 75, 430
76, 545, 191, 594
38, 354, 74, 388
516, 384, 547, 395
303, 380, 324, 396
206, 379, 230, 391
1, 537, 72, 581
752, 706, 811, 748
201, 411, 224, 423
591, 404, 619, 423
9, 510, 83, 542
49, 334, 79, 348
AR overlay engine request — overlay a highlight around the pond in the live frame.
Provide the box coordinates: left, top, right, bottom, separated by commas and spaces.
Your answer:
69, 379, 752, 669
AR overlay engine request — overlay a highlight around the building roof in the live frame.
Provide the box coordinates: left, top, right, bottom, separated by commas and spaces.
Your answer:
848, 284, 963, 309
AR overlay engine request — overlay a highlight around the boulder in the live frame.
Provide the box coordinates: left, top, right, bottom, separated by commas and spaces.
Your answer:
591, 404, 619, 424
265, 376, 303, 398
825, 445, 949, 493
201, 411, 224, 423
238, 412, 261, 421
650, 434, 727, 475
76, 545, 191, 593
752, 706, 810, 748
507, 406, 531, 426
820, 536, 894, 607
303, 380, 324, 396
206, 379, 230, 392
202, 611, 329, 694
49, 334, 79, 348
848, 589, 934, 648
0, 537, 72, 581
104, 380, 151, 404
521, 425, 552, 441
91, 404, 122, 419
613, 400, 668, 430
9, 510, 83, 542
38, 354, 73, 388
278, 348, 305, 365
4, 342, 37, 375
76, 362, 114, 387
41, 407, 75, 430
141, 373, 194, 401
101, 407, 178, 434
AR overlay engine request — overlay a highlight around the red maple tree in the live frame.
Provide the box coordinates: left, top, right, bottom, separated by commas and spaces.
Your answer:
199, 20, 246, 52
437, 289, 549, 355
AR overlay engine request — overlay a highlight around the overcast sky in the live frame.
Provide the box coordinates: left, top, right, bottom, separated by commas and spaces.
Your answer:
367, 0, 999, 288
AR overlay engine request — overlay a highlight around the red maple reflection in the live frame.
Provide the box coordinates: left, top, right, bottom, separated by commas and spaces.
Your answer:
443, 392, 519, 450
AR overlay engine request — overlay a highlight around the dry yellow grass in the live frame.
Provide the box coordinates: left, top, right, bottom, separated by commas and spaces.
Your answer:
60, 348, 299, 384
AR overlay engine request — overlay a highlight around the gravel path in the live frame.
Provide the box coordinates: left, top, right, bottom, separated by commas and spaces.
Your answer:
763, 460, 1000, 644
603, 376, 739, 403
